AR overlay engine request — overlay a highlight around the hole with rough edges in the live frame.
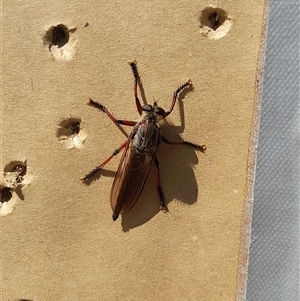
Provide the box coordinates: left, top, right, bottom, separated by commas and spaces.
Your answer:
44, 24, 69, 48
199, 6, 232, 39
57, 118, 86, 149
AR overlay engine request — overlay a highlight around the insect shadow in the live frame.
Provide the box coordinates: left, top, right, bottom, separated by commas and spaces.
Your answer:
121, 115, 201, 231
81, 60, 206, 229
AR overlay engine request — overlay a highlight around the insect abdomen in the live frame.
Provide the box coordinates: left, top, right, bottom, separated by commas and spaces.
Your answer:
110, 120, 160, 220
110, 148, 155, 220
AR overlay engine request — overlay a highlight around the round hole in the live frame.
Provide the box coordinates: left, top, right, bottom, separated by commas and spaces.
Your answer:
4, 161, 27, 176
44, 24, 69, 48
1, 161, 31, 216
200, 8, 226, 30
3, 161, 27, 188
0, 187, 12, 203
199, 6, 232, 39
57, 118, 86, 149
57, 118, 81, 137
43, 24, 77, 60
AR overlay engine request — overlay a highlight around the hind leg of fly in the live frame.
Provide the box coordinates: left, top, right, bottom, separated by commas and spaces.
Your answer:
154, 156, 168, 213
161, 135, 206, 153
81, 140, 129, 184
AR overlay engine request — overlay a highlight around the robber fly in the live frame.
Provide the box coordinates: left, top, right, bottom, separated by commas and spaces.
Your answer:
81, 60, 206, 221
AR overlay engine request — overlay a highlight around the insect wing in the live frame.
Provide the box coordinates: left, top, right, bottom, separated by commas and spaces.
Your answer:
110, 139, 157, 219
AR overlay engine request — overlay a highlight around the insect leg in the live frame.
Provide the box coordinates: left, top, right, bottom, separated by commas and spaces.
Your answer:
161, 135, 206, 153
128, 60, 143, 116
81, 140, 129, 184
154, 157, 168, 213
164, 79, 193, 118
88, 98, 137, 127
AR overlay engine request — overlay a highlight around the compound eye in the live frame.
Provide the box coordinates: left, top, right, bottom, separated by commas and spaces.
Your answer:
154, 107, 165, 116
142, 104, 152, 112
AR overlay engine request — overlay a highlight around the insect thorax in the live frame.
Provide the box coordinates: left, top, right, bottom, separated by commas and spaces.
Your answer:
132, 117, 160, 152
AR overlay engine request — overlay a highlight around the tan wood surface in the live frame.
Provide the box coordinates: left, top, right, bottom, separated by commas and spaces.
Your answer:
1, 1, 266, 300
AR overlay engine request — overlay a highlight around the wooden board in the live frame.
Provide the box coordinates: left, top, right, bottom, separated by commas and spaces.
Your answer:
1, 1, 267, 300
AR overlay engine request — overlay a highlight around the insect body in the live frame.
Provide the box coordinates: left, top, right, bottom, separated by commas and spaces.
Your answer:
81, 60, 206, 221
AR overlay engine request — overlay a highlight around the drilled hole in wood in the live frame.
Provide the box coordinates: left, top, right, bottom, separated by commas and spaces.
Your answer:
3, 161, 27, 186
57, 118, 86, 149
199, 6, 232, 39
1, 161, 30, 215
43, 24, 77, 60
44, 24, 69, 48
0, 187, 12, 203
